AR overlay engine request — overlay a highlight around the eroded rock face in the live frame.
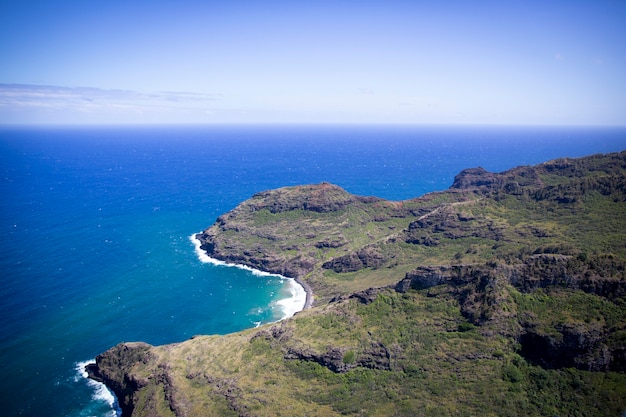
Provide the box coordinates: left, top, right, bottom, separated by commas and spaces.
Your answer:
248, 182, 377, 213
450, 165, 542, 192
403, 206, 504, 243
322, 246, 386, 273
520, 323, 617, 371
399, 255, 626, 300
396, 265, 466, 291
195, 224, 317, 279
397, 258, 626, 372
283, 341, 398, 373
194, 182, 387, 280
285, 345, 353, 373
450, 167, 501, 190
86, 342, 153, 417
90, 153, 626, 415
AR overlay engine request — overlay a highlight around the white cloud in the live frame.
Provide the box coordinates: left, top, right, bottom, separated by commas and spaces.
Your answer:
0, 84, 223, 123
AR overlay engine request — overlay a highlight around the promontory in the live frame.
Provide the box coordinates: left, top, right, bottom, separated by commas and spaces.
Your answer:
88, 151, 626, 417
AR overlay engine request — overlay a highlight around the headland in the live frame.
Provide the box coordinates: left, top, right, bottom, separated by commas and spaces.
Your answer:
89, 151, 626, 417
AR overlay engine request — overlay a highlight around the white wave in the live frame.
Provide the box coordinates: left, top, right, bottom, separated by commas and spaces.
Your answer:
189, 233, 307, 321
190, 234, 282, 276
75, 360, 121, 417
275, 277, 307, 319
190, 233, 218, 265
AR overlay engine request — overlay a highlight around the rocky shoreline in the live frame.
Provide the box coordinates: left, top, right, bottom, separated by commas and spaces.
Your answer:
86, 151, 626, 417
193, 231, 314, 312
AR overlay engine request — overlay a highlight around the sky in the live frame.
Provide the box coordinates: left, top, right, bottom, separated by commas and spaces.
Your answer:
0, 0, 625, 125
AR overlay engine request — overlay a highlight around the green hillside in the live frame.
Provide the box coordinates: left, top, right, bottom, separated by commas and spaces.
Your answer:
89, 151, 626, 417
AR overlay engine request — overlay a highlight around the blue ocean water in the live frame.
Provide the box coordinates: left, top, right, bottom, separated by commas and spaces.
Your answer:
0, 125, 624, 417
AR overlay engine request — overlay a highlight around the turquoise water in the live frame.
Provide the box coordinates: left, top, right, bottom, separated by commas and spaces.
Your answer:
0, 125, 624, 416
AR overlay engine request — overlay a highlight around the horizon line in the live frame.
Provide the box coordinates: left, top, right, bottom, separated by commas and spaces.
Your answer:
2, 121, 626, 129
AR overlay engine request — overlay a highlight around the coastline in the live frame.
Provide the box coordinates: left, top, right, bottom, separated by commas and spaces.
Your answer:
83, 235, 312, 417
293, 275, 313, 310
77, 360, 121, 417
189, 233, 312, 319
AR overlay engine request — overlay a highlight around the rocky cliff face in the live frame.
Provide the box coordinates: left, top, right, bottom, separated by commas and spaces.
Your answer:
399, 255, 626, 301
244, 182, 382, 214
86, 343, 154, 417
89, 257, 626, 416
195, 182, 405, 282
396, 256, 626, 372
90, 151, 626, 417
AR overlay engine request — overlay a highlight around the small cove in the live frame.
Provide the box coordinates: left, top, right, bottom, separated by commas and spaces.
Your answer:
0, 125, 624, 416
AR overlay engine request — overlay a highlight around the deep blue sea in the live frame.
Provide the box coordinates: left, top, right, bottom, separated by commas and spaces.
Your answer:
1, 125, 624, 416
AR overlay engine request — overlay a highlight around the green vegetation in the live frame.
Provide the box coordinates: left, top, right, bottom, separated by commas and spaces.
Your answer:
120, 287, 625, 416
95, 152, 626, 416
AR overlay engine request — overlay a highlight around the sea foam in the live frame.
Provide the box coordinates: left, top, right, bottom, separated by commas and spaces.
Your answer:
275, 277, 307, 319
75, 360, 121, 417
190, 233, 307, 320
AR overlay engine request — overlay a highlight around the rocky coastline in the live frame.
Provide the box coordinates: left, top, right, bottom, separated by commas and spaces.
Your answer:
88, 151, 626, 417
194, 231, 315, 311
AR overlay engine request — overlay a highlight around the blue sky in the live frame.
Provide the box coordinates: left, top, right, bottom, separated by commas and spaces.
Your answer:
1, 0, 625, 125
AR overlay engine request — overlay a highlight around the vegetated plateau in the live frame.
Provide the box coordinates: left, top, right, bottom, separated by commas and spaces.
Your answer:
89, 151, 626, 417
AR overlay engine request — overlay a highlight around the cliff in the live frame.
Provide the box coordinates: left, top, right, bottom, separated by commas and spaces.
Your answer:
195, 182, 399, 282
90, 151, 626, 417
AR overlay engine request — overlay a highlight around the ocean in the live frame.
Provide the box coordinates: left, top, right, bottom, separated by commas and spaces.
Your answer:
0, 124, 624, 417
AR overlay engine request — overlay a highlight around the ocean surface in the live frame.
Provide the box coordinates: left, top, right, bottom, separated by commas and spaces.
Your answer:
0, 124, 624, 416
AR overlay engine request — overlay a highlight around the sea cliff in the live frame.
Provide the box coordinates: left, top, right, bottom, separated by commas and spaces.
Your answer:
90, 151, 626, 417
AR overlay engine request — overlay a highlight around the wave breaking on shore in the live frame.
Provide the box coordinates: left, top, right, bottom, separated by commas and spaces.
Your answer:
190, 234, 307, 321
75, 360, 121, 417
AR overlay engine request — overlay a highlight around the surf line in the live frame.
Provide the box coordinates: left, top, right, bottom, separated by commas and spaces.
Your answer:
189, 234, 310, 320
76, 360, 122, 417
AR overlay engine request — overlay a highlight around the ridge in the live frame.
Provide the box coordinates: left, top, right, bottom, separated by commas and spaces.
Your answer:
90, 151, 626, 417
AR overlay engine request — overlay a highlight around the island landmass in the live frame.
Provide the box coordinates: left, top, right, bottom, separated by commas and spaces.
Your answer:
88, 151, 626, 417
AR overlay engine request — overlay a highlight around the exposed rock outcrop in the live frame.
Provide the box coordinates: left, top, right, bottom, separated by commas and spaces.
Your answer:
403, 205, 505, 244
519, 322, 622, 371
396, 256, 626, 372
247, 182, 381, 213
195, 182, 390, 281
86, 342, 154, 417
451, 167, 502, 190
282, 341, 399, 373
322, 245, 386, 273
89, 151, 626, 416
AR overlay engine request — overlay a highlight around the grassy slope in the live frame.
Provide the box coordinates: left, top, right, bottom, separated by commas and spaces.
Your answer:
143, 287, 625, 416
110, 152, 626, 416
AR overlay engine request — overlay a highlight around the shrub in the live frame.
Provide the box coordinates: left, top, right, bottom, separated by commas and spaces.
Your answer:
457, 322, 476, 332
343, 350, 356, 364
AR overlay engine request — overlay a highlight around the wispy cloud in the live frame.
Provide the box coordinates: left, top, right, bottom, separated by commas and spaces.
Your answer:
0, 84, 221, 111
357, 88, 375, 95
